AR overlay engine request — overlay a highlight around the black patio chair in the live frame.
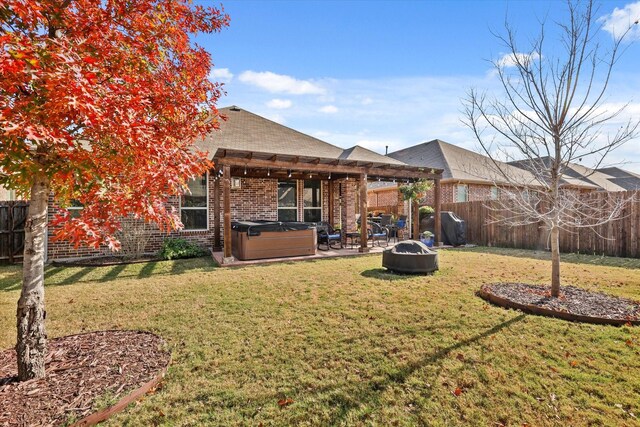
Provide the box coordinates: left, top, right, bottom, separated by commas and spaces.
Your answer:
316, 222, 343, 250
368, 222, 389, 247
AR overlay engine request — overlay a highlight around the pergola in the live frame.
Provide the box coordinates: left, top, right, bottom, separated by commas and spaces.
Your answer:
211, 148, 443, 261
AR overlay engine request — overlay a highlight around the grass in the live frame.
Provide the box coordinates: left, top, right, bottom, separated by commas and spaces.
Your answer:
0, 249, 639, 426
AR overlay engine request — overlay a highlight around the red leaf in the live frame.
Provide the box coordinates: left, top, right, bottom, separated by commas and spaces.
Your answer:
453, 387, 463, 397
278, 398, 294, 408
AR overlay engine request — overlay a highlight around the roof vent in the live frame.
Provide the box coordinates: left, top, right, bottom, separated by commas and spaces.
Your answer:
230, 106, 241, 112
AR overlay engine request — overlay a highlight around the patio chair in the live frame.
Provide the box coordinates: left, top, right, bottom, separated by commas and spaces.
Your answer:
316, 222, 343, 250
380, 214, 392, 226
393, 216, 408, 241
368, 222, 389, 247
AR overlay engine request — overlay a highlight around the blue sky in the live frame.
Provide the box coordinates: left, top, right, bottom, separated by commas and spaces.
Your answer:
196, 0, 640, 171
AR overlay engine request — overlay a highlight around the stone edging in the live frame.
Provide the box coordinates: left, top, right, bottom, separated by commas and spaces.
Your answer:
477, 285, 640, 326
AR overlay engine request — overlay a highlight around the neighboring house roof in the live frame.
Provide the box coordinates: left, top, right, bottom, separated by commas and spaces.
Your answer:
387, 139, 542, 187
339, 145, 405, 165
510, 157, 639, 192
196, 106, 406, 165
596, 167, 640, 191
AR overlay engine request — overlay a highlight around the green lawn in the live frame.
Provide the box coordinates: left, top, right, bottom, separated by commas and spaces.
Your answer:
1, 249, 639, 426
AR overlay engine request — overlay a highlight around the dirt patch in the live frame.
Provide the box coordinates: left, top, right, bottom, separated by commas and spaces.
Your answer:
0, 330, 170, 426
52, 255, 161, 267
479, 283, 640, 325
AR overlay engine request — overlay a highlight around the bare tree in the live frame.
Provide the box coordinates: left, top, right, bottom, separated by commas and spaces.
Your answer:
463, 0, 639, 297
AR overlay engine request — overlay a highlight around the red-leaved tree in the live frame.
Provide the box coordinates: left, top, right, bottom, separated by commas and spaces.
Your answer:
0, 0, 229, 380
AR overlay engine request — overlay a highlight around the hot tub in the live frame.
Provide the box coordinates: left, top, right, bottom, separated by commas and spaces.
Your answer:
231, 221, 317, 260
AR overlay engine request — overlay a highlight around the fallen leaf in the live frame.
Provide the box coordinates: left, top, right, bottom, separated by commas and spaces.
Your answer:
570, 360, 578, 367
625, 339, 633, 347
278, 398, 294, 408
453, 387, 463, 397
456, 353, 465, 361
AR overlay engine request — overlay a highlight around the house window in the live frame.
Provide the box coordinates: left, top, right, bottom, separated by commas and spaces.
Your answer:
181, 173, 208, 230
303, 180, 322, 222
278, 180, 297, 222
455, 184, 468, 202
490, 186, 500, 200
68, 200, 83, 218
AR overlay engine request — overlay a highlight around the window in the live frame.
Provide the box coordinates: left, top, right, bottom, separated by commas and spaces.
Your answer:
303, 181, 322, 222
490, 186, 500, 200
68, 199, 83, 218
455, 184, 468, 202
278, 180, 297, 222
181, 173, 208, 230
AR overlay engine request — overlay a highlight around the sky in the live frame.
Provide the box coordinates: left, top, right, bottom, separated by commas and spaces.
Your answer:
195, 0, 640, 172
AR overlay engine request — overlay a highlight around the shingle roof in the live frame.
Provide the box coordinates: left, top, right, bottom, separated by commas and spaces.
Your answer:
388, 139, 541, 187
510, 158, 639, 192
195, 106, 406, 165
339, 145, 405, 165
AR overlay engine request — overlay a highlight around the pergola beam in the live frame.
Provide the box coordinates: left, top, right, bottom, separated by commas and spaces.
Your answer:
216, 157, 441, 180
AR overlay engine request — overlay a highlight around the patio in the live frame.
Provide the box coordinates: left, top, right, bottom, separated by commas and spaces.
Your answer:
211, 241, 391, 267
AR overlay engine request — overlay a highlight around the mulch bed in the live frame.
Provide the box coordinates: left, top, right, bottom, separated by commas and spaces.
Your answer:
52, 255, 161, 267
0, 330, 170, 426
479, 283, 640, 325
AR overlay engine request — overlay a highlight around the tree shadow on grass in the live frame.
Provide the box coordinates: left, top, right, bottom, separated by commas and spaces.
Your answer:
306, 313, 526, 425
361, 268, 424, 282
458, 246, 640, 270
0, 256, 216, 291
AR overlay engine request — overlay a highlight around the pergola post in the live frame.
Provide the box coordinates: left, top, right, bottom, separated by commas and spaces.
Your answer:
328, 179, 334, 227
434, 177, 442, 246
359, 173, 369, 253
222, 165, 234, 263
213, 172, 221, 251
412, 199, 419, 240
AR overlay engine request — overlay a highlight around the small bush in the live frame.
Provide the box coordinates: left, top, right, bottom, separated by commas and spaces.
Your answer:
159, 238, 207, 260
419, 205, 434, 221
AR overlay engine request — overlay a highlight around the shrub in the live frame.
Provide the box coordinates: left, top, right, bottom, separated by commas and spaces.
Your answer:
419, 205, 434, 221
159, 238, 207, 260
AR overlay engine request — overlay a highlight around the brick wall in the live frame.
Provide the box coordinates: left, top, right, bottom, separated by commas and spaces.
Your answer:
45, 175, 345, 260
339, 179, 357, 234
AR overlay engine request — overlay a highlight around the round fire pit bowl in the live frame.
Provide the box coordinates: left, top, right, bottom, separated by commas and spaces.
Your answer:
382, 241, 439, 274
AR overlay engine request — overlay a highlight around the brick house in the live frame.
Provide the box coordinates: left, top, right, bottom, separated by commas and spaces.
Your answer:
44, 106, 444, 261
367, 139, 619, 211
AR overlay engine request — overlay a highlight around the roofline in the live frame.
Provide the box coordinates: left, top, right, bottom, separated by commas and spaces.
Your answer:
213, 148, 443, 180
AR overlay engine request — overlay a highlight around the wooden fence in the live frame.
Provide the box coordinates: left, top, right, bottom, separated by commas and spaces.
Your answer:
0, 201, 28, 264
442, 191, 640, 258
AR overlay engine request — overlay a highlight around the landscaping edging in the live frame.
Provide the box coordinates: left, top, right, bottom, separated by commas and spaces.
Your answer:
478, 284, 640, 326
0, 330, 171, 426
71, 360, 168, 427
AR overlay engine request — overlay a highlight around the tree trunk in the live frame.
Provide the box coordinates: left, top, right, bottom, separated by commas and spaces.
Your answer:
550, 226, 561, 297
16, 175, 49, 380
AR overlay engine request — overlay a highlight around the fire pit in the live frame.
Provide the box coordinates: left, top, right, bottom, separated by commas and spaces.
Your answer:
382, 241, 439, 274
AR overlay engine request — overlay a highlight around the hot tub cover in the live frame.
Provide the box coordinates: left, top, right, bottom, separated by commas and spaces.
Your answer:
231, 221, 311, 236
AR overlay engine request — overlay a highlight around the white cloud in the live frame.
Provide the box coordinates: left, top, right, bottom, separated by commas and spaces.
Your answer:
496, 52, 541, 68
319, 105, 338, 114
266, 99, 292, 109
600, 1, 640, 41
361, 97, 374, 105
238, 71, 326, 95
209, 68, 234, 83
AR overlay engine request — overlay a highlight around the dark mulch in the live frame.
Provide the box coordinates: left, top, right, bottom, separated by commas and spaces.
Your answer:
483, 283, 640, 322
52, 255, 161, 267
0, 330, 170, 426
